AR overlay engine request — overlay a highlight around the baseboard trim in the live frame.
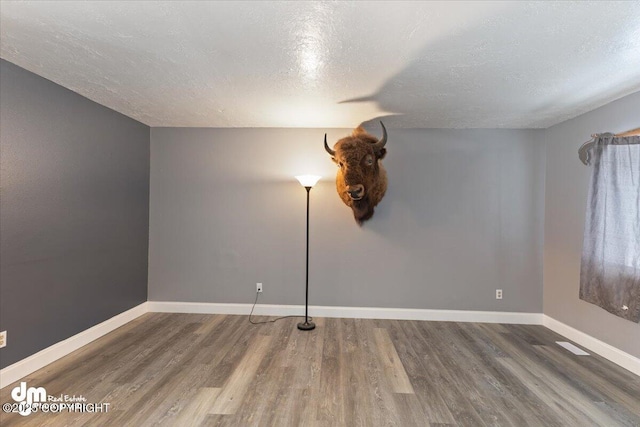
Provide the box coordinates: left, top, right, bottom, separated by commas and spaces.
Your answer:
542, 315, 640, 376
0, 302, 149, 389
147, 301, 544, 324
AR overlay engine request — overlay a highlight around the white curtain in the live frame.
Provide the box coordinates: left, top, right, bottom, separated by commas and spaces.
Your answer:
579, 133, 640, 322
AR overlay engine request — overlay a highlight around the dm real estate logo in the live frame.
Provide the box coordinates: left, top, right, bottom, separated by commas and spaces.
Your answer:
4, 382, 111, 417
10, 382, 46, 416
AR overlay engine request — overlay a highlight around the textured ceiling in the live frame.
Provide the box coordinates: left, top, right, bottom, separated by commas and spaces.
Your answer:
1, 1, 640, 129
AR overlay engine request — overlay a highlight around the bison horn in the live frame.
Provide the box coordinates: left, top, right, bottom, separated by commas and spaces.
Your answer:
324, 133, 336, 156
371, 121, 388, 152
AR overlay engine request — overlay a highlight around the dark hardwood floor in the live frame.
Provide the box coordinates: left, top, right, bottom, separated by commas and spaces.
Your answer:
1, 313, 639, 426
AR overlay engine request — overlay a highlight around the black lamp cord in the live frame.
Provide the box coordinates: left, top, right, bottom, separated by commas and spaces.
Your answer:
248, 291, 312, 325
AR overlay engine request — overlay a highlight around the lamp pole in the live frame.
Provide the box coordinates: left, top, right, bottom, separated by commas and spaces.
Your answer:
298, 186, 315, 330
295, 175, 320, 331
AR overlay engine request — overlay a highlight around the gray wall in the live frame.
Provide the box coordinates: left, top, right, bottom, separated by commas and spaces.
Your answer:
0, 59, 150, 368
544, 91, 640, 357
149, 128, 545, 313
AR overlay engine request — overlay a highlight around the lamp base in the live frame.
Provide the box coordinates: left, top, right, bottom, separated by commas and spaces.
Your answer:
297, 321, 316, 331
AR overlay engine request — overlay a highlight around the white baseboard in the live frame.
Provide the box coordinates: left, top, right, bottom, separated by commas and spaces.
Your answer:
0, 302, 149, 389
147, 300, 544, 324
543, 315, 640, 376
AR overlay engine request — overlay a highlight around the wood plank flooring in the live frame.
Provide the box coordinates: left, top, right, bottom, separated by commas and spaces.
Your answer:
1, 313, 639, 426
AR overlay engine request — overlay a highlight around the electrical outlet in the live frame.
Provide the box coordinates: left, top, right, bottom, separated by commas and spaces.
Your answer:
496, 289, 503, 300
0, 331, 6, 348
256, 282, 263, 293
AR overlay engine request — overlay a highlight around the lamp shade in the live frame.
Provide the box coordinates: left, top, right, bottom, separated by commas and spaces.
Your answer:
295, 175, 321, 187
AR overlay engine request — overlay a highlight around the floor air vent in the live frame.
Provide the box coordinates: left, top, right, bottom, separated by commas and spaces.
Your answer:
556, 341, 589, 355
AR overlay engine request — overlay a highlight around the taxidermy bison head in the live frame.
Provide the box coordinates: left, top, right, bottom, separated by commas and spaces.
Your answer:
324, 121, 388, 225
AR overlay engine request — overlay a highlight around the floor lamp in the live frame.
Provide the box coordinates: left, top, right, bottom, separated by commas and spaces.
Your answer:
295, 175, 321, 331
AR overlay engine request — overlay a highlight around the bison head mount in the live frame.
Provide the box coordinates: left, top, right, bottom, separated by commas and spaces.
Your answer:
324, 121, 388, 225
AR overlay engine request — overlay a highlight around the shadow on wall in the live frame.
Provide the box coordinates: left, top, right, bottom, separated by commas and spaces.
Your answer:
316, 127, 542, 311
311, 127, 545, 310
320, 130, 510, 246
362, 130, 504, 244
